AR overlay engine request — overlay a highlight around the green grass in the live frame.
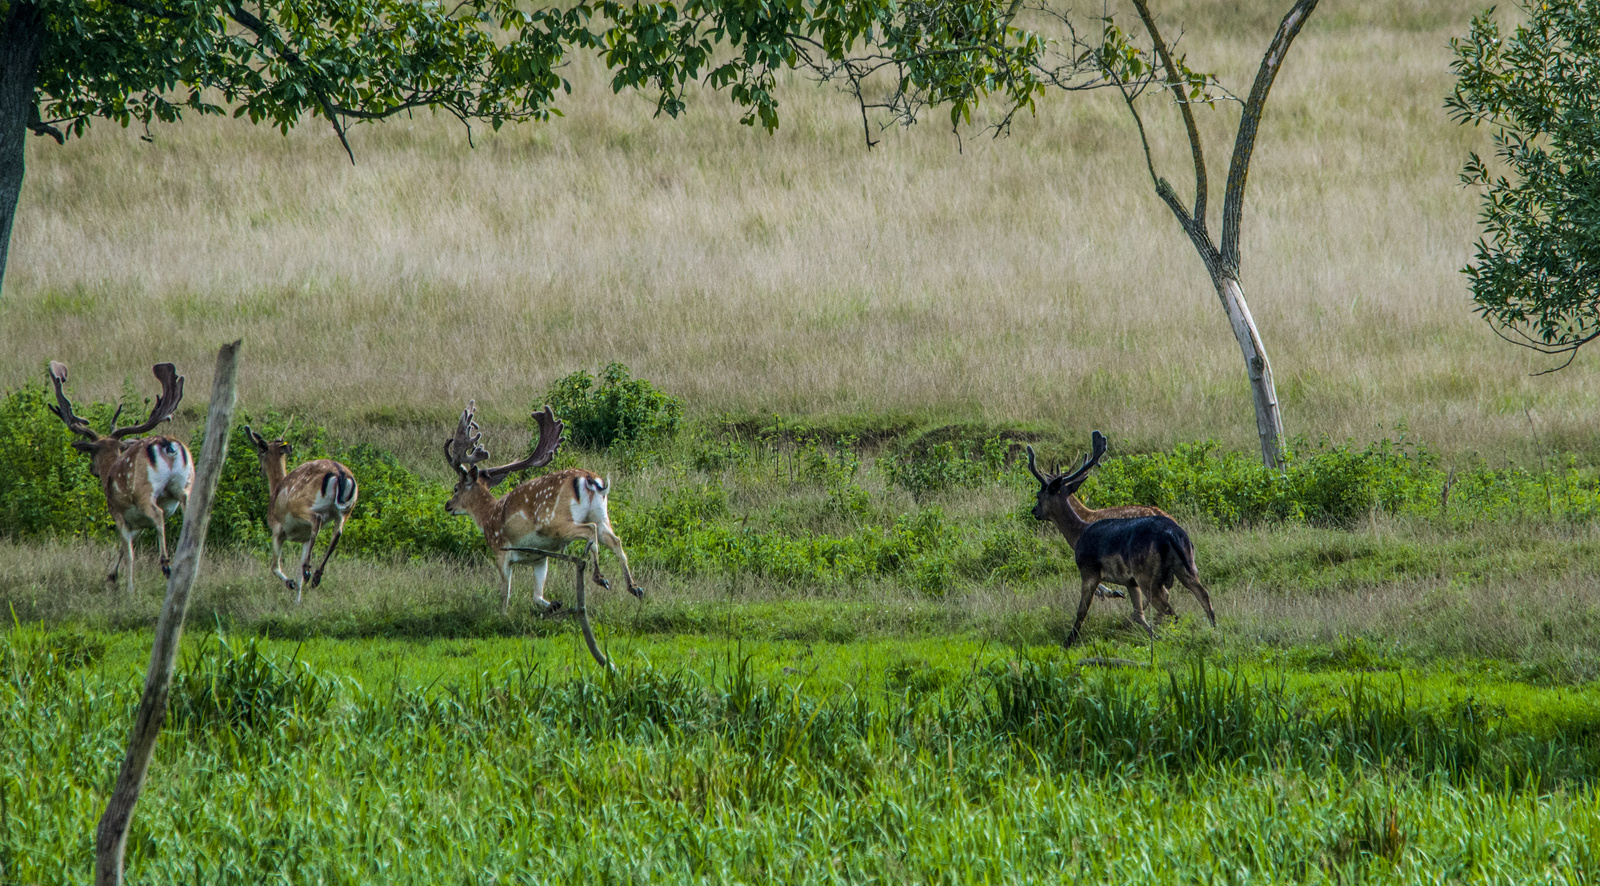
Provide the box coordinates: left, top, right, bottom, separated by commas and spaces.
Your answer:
6, 626, 1600, 883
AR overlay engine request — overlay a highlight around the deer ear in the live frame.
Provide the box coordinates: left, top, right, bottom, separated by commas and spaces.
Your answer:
71, 440, 96, 455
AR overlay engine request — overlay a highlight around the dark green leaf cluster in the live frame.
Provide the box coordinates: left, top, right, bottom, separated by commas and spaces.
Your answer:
1448, 0, 1600, 366
540, 362, 682, 450
883, 435, 1008, 499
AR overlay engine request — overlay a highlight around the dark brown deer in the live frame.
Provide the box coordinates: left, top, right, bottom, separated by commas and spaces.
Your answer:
444, 401, 642, 615
47, 361, 191, 593
1028, 433, 1216, 647
1065, 431, 1171, 600
243, 427, 359, 601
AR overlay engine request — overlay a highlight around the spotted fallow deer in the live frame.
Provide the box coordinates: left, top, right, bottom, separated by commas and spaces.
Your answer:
243, 427, 359, 602
47, 361, 192, 594
444, 401, 642, 615
1027, 432, 1216, 648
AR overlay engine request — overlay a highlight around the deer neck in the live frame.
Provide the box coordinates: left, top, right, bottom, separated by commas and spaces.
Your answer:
1066, 495, 1097, 521
1046, 499, 1093, 548
260, 456, 289, 494
461, 483, 509, 541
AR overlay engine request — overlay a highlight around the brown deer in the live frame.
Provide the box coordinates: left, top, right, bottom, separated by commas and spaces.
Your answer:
47, 361, 191, 594
1027, 433, 1216, 647
1063, 431, 1171, 600
243, 427, 359, 601
444, 401, 642, 615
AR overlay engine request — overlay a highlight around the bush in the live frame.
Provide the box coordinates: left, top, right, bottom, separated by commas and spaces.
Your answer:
884, 436, 1009, 499
541, 363, 682, 450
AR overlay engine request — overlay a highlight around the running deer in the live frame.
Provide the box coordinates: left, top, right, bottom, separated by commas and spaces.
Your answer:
47, 361, 192, 594
1027, 433, 1216, 647
443, 401, 642, 615
243, 427, 359, 601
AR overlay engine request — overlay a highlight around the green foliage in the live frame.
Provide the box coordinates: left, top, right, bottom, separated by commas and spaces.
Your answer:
884, 435, 1009, 499
541, 363, 683, 450
0, 382, 107, 538
1448, 0, 1600, 365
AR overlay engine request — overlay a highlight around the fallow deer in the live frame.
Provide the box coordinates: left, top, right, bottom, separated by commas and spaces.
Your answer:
47, 361, 192, 594
243, 427, 359, 602
444, 401, 642, 615
1027, 433, 1216, 647
1064, 430, 1172, 600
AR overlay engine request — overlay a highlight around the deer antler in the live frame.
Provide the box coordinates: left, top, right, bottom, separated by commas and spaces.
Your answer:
1025, 445, 1049, 486
109, 363, 185, 439
46, 361, 99, 440
1058, 431, 1110, 486
480, 405, 564, 489
444, 400, 489, 479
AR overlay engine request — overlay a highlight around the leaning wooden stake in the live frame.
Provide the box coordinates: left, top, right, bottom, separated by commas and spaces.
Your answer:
94, 341, 241, 886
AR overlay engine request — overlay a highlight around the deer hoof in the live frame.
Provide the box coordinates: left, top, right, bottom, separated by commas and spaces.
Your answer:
540, 599, 563, 615
161, 563, 172, 578
284, 579, 298, 591
310, 570, 324, 589
594, 575, 611, 590
629, 586, 645, 600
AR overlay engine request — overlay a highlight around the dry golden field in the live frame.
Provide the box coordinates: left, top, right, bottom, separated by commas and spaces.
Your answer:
3, 0, 1587, 462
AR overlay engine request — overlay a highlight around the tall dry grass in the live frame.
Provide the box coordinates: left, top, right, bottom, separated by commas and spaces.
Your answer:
4, 0, 1585, 462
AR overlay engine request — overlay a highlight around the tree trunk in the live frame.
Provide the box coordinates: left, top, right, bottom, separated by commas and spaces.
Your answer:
1211, 270, 1284, 468
0, 2, 40, 296
94, 342, 242, 886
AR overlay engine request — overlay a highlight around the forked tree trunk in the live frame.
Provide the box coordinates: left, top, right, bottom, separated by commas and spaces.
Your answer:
0, 2, 40, 296
94, 341, 242, 886
1211, 270, 1284, 468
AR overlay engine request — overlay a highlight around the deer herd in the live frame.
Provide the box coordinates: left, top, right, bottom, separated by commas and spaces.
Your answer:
47, 360, 1217, 647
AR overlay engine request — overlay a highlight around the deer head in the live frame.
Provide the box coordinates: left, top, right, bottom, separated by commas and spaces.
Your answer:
48, 361, 185, 471
1027, 431, 1108, 524
244, 425, 295, 477
444, 401, 564, 514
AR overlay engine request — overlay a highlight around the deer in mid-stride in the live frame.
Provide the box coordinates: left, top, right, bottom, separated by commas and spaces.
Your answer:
243, 426, 359, 602
47, 361, 192, 594
1027, 432, 1216, 647
443, 401, 642, 615
1062, 431, 1172, 601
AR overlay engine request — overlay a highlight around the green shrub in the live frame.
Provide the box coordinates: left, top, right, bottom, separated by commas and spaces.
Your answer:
541, 363, 682, 449
885, 436, 1009, 499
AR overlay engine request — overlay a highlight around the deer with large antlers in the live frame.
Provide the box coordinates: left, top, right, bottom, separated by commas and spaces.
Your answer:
48, 361, 192, 594
243, 426, 359, 602
1027, 432, 1216, 647
444, 401, 642, 615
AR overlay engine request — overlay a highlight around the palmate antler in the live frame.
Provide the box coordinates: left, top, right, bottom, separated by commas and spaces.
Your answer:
444, 400, 490, 479
47, 361, 98, 440
47, 361, 186, 441
443, 401, 565, 488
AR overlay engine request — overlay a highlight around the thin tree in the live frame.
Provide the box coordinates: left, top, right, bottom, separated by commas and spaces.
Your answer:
94, 340, 240, 886
1097, 0, 1318, 468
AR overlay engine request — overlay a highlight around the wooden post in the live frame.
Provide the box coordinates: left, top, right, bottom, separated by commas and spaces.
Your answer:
94, 341, 241, 886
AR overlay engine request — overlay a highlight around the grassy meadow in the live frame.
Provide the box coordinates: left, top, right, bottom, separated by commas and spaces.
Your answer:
7, 0, 1600, 881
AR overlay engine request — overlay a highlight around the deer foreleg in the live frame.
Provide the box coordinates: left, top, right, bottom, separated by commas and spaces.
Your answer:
270, 528, 296, 591
310, 517, 345, 589
513, 554, 559, 615
579, 523, 611, 591
1065, 571, 1101, 648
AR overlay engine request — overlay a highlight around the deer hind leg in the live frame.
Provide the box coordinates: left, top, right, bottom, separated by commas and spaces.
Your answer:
140, 501, 173, 579
1065, 570, 1102, 648
310, 514, 346, 589
1126, 576, 1156, 640
295, 524, 320, 605
1176, 569, 1217, 628
109, 524, 136, 594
